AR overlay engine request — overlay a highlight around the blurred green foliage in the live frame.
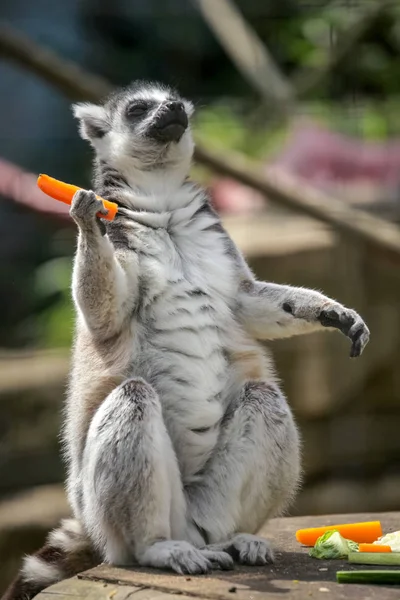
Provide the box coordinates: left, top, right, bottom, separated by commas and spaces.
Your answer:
34, 257, 74, 348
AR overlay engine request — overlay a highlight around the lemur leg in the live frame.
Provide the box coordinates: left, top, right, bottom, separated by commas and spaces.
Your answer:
81, 378, 233, 574
185, 381, 300, 565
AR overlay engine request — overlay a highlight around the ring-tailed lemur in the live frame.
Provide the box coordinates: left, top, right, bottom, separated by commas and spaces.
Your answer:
3, 81, 369, 600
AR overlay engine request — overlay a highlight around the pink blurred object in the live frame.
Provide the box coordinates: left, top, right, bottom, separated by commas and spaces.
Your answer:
0, 158, 70, 221
210, 177, 265, 214
272, 121, 400, 186
209, 121, 400, 214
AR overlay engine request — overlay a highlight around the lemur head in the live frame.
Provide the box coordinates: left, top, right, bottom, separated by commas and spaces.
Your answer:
72, 81, 194, 181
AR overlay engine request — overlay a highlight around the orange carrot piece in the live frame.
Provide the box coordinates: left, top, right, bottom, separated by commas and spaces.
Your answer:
296, 521, 382, 546
359, 544, 392, 553
37, 174, 118, 222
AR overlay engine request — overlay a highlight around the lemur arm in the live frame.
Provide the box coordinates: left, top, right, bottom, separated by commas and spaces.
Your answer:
237, 279, 369, 357
71, 190, 139, 339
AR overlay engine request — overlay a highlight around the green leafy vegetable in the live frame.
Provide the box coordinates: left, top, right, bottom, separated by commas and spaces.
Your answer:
309, 530, 358, 559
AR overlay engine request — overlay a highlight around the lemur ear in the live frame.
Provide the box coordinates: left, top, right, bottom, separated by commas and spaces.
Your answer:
72, 103, 110, 141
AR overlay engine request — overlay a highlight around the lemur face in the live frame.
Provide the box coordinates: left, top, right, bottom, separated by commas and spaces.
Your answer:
72, 81, 195, 171
125, 96, 189, 143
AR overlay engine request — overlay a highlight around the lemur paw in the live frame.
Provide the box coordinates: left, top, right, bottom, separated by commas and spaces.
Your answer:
318, 305, 370, 357
70, 189, 108, 233
138, 540, 233, 575
205, 534, 274, 566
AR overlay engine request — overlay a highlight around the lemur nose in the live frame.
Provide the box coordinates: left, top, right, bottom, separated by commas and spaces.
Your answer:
166, 101, 184, 112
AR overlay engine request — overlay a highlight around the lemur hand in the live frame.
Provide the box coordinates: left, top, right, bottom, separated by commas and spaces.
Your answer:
70, 189, 108, 234
318, 305, 370, 357
283, 300, 370, 357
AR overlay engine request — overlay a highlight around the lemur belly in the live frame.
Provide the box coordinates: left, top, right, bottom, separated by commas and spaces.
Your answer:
128, 226, 237, 481
136, 288, 232, 482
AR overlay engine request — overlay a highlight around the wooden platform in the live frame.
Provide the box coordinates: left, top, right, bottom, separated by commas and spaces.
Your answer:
35, 512, 400, 600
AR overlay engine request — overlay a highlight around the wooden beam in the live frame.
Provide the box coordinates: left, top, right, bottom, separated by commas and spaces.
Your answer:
193, 0, 293, 110
196, 144, 400, 261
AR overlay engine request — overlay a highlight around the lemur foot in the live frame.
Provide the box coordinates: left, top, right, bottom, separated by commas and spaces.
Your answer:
139, 540, 234, 575
318, 305, 370, 358
204, 534, 274, 566
70, 189, 108, 234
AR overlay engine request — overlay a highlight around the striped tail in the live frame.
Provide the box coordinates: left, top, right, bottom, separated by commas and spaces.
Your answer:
2, 519, 100, 600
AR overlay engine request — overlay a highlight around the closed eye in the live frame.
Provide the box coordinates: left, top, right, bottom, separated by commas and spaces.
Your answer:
127, 102, 148, 117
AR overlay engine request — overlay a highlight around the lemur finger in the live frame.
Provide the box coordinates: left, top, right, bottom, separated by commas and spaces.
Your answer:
98, 203, 109, 216
201, 550, 234, 570
239, 544, 268, 566
237, 539, 274, 566
71, 189, 97, 207
349, 320, 370, 358
170, 554, 211, 575
70, 190, 106, 222
350, 339, 362, 358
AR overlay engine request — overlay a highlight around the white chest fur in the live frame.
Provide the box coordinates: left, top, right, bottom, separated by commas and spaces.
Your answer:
120, 199, 239, 481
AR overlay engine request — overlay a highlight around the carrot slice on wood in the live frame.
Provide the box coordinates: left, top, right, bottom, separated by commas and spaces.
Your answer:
37, 174, 118, 221
359, 544, 392, 553
296, 521, 382, 546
